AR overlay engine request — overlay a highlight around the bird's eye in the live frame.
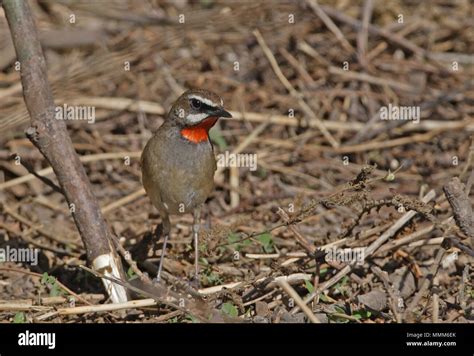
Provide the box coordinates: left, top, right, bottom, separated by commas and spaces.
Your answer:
190, 99, 202, 109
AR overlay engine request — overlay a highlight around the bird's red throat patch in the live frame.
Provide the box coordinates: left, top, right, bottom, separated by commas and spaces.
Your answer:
180, 117, 218, 143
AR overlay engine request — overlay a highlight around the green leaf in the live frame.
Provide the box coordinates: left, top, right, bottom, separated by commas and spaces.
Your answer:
199, 242, 208, 254
227, 233, 241, 251
304, 280, 314, 293
221, 302, 238, 317
319, 293, 330, 303
50, 284, 62, 297
40, 273, 65, 297
228, 233, 240, 243
353, 312, 362, 320
209, 128, 228, 150
199, 0, 215, 8
333, 275, 349, 296
329, 314, 350, 323
41, 272, 49, 284
242, 238, 252, 247
185, 314, 199, 323
257, 233, 272, 245
257, 233, 274, 253
352, 309, 372, 320
127, 267, 136, 279
204, 271, 222, 286
227, 233, 251, 251
256, 167, 267, 178
13, 312, 26, 323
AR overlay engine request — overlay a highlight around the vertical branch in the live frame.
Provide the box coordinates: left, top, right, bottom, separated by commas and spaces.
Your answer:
356, 0, 374, 68
2, 0, 128, 302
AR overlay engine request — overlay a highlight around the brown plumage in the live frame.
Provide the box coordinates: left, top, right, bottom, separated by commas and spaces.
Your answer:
141, 89, 232, 284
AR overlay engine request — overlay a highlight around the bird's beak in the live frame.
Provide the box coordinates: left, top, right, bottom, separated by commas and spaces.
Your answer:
212, 107, 232, 118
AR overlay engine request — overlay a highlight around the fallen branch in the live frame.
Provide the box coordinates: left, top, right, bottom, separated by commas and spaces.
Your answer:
278, 279, 321, 323
57, 298, 158, 316
79, 265, 234, 323
292, 189, 437, 314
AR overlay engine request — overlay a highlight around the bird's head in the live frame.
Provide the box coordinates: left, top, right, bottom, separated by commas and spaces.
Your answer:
168, 89, 232, 143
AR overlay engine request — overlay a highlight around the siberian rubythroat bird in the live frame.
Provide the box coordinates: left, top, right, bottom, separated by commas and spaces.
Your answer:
141, 89, 232, 284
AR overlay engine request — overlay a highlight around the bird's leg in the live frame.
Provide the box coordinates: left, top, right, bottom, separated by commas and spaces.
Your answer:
155, 212, 170, 283
192, 206, 202, 286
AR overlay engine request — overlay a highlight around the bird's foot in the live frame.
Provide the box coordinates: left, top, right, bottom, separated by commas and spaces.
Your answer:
189, 276, 201, 290
153, 275, 164, 285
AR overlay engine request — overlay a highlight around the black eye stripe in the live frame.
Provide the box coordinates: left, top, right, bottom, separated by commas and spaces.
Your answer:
190, 98, 217, 112
201, 103, 216, 112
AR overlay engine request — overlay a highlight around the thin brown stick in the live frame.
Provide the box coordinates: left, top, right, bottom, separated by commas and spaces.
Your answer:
371, 266, 403, 323
276, 207, 315, 254
356, 0, 374, 68
404, 248, 445, 321
253, 29, 339, 148
306, 0, 355, 54
432, 276, 439, 323
110, 235, 152, 284
57, 298, 158, 316
329, 66, 416, 92
278, 279, 320, 323
102, 188, 145, 214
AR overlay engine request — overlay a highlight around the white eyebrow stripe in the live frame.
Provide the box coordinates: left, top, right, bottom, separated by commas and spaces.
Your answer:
186, 112, 208, 123
188, 95, 219, 108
